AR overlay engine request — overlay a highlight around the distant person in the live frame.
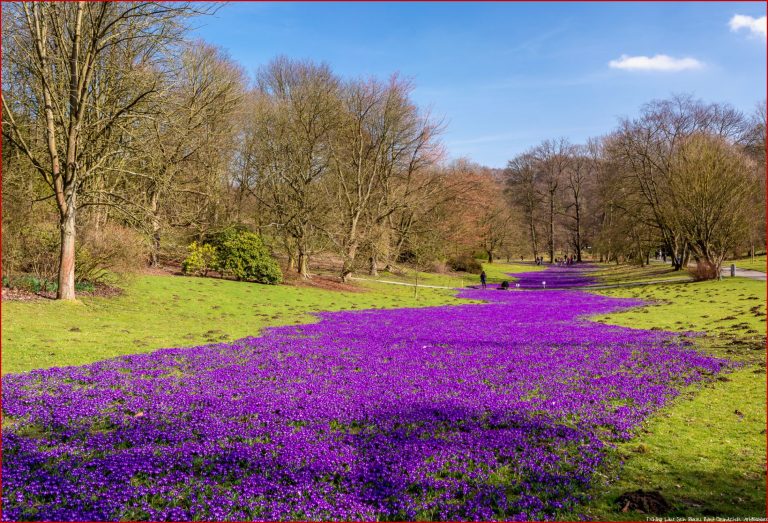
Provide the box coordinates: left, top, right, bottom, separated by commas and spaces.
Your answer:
500, 280, 509, 290
480, 270, 487, 289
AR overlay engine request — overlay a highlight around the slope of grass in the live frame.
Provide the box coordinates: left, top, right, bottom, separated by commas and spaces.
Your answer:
586, 277, 766, 520
728, 254, 767, 273
353, 262, 543, 288
1, 274, 474, 374
4, 263, 764, 520
592, 278, 765, 337
482, 261, 544, 282
591, 263, 692, 285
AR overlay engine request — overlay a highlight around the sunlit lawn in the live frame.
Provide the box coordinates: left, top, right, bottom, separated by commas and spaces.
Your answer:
1, 274, 473, 374
587, 276, 766, 519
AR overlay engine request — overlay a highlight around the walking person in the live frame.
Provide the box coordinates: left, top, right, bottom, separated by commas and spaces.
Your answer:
480, 270, 487, 289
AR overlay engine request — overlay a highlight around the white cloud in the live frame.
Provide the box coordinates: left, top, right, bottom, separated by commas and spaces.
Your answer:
729, 14, 767, 39
608, 54, 704, 72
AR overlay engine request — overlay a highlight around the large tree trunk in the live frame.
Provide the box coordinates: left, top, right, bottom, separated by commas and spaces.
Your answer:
529, 216, 538, 260
341, 218, 359, 282
341, 241, 357, 282
148, 186, 161, 267
575, 204, 582, 262
487, 250, 494, 264
368, 255, 378, 276
298, 252, 310, 279
548, 192, 555, 263
57, 203, 77, 300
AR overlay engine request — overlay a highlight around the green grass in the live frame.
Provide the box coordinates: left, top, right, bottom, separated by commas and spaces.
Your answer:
2, 262, 535, 374
591, 263, 692, 285
592, 278, 765, 337
4, 263, 765, 519
1, 274, 475, 374
482, 261, 544, 282
727, 254, 767, 273
586, 276, 766, 520
354, 262, 543, 287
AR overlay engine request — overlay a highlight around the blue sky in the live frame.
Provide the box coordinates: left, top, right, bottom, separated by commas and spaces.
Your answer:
191, 2, 767, 167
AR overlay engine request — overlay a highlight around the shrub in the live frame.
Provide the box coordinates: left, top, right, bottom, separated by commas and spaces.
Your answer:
182, 242, 218, 276
210, 227, 282, 284
76, 224, 148, 284
688, 260, 720, 281
10, 222, 60, 283
12, 275, 49, 294
8, 276, 96, 294
430, 260, 448, 274
447, 254, 483, 274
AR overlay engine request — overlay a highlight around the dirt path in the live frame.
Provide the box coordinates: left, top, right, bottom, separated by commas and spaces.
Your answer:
720, 267, 767, 281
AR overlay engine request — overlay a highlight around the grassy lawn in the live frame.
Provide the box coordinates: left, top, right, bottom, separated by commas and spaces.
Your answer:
354, 262, 543, 287
587, 276, 766, 520
1, 274, 475, 374
482, 261, 544, 282
591, 263, 692, 285
3, 263, 764, 520
727, 254, 767, 273
0, 262, 537, 374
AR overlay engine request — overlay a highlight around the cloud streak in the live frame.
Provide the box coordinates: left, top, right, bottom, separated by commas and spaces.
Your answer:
729, 14, 767, 39
608, 54, 704, 72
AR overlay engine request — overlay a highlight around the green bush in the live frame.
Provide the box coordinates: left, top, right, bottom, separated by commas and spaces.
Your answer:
13, 275, 48, 293
8, 275, 96, 294
447, 254, 483, 274
209, 227, 282, 284
182, 242, 218, 276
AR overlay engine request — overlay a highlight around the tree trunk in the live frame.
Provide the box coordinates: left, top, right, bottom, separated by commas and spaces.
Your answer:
341, 241, 358, 282
487, 250, 494, 264
298, 252, 310, 279
149, 187, 161, 267
575, 205, 582, 262
368, 254, 378, 277
341, 218, 359, 282
57, 204, 77, 300
529, 217, 538, 260
549, 192, 555, 263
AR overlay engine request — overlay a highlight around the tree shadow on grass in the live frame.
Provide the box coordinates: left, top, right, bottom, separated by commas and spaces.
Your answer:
594, 459, 766, 520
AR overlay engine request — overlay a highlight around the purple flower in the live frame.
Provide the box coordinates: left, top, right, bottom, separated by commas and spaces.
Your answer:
1, 266, 732, 521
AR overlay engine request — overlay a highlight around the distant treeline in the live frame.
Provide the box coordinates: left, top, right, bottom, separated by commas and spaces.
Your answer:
2, 3, 765, 299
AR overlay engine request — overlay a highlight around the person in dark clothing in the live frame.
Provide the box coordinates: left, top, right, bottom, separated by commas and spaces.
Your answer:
480, 270, 487, 289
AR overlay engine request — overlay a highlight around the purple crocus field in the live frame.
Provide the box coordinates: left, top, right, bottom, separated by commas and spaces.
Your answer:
504, 265, 598, 289
2, 267, 732, 521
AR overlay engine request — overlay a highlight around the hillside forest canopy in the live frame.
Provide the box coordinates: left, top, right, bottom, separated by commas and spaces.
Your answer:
2, 2, 765, 300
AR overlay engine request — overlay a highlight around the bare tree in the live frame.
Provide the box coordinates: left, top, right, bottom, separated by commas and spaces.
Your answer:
608, 95, 747, 270
246, 58, 341, 278
328, 75, 439, 281
664, 134, 753, 278
562, 143, 594, 262
2, 2, 201, 299
505, 152, 542, 260
146, 40, 245, 266
533, 138, 570, 263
